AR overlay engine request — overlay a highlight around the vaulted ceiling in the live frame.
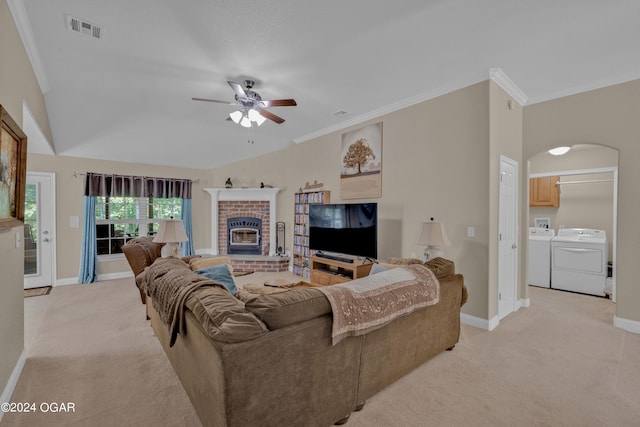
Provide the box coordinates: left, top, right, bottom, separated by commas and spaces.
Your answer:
11, 0, 640, 169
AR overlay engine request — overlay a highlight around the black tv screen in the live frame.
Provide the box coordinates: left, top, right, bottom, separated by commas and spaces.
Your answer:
308, 203, 377, 259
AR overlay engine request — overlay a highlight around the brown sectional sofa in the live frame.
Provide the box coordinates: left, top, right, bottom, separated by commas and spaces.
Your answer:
122, 236, 201, 304
145, 257, 467, 427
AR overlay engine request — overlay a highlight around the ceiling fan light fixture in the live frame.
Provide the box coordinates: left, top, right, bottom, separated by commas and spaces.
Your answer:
254, 115, 267, 126
240, 115, 252, 128
248, 108, 260, 121
548, 146, 571, 156
248, 109, 267, 126
229, 110, 243, 124
195, 80, 295, 126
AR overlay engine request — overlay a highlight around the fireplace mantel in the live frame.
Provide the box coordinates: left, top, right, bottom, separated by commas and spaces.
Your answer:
204, 188, 280, 256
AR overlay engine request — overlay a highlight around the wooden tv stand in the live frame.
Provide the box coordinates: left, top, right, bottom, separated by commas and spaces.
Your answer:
310, 254, 373, 286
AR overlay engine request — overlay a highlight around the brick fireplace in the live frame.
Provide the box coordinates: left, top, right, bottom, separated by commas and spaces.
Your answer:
205, 188, 288, 272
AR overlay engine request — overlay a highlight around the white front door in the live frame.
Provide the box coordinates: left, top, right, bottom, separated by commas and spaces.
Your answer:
498, 156, 518, 320
24, 172, 55, 289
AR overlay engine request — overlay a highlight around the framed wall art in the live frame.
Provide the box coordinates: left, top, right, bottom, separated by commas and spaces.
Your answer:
0, 105, 28, 232
340, 122, 382, 199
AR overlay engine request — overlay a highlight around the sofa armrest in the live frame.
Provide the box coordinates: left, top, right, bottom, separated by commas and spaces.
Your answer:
181, 255, 201, 263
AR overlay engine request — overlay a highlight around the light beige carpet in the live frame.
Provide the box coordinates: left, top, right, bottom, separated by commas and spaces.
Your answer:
5, 280, 640, 427
348, 287, 640, 427
4, 279, 200, 427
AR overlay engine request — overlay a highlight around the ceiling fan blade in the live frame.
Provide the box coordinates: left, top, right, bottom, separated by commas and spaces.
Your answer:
259, 109, 285, 124
192, 97, 234, 105
261, 99, 297, 107
227, 81, 247, 99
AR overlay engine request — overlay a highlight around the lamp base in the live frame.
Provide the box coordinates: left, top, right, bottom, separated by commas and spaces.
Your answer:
161, 242, 183, 258
423, 246, 443, 262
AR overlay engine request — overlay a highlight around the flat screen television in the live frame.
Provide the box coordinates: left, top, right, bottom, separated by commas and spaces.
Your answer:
308, 202, 377, 259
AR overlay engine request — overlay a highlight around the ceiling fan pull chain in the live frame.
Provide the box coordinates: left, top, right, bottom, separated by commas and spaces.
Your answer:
247, 126, 254, 144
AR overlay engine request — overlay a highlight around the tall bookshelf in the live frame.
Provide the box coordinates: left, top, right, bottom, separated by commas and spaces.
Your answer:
293, 190, 330, 279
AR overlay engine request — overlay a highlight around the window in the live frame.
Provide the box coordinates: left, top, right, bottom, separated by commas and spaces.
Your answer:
95, 196, 181, 256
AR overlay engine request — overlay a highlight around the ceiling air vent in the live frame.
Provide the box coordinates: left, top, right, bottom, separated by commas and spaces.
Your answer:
66, 14, 103, 39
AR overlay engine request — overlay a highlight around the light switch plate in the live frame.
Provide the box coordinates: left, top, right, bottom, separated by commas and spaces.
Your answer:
467, 226, 475, 237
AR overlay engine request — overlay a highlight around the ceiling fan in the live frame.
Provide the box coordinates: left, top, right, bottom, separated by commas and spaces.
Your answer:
193, 80, 297, 127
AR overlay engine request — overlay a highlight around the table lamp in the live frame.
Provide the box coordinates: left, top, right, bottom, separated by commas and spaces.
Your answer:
417, 218, 450, 261
154, 218, 189, 258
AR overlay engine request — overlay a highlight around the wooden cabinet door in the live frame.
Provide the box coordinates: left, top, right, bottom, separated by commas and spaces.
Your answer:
529, 176, 559, 207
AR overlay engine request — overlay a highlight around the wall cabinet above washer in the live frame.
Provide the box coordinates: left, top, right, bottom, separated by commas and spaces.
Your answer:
530, 176, 560, 207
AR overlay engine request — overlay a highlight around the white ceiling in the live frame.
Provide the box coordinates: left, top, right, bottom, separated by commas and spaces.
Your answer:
11, 0, 640, 170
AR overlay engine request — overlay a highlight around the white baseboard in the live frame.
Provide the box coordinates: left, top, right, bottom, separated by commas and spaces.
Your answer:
614, 316, 640, 334
518, 297, 531, 308
195, 248, 214, 255
56, 271, 133, 286
0, 349, 27, 423
55, 277, 79, 286
461, 313, 497, 331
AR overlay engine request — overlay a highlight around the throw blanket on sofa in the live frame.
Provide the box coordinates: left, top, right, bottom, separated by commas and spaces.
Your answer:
317, 264, 440, 345
144, 258, 226, 346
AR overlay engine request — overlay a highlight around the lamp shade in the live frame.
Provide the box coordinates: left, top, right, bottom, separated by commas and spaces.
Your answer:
154, 219, 188, 243
416, 221, 450, 247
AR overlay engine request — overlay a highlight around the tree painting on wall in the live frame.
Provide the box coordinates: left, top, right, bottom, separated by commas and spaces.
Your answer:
340, 122, 382, 199
0, 105, 27, 231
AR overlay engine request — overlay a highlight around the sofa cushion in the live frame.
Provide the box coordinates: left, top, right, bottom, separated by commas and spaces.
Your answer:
244, 288, 331, 330
185, 286, 267, 343
424, 257, 455, 278
122, 236, 165, 277
190, 256, 233, 272
385, 257, 455, 280
387, 257, 423, 266
195, 263, 238, 295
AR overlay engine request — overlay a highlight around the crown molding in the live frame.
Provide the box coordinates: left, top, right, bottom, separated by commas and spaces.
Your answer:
293, 69, 530, 144
7, 0, 50, 93
526, 71, 640, 106
488, 68, 528, 106
292, 72, 490, 144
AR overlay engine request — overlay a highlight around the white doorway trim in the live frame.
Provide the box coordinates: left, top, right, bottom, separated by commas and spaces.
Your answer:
498, 155, 519, 320
529, 166, 617, 302
24, 172, 56, 289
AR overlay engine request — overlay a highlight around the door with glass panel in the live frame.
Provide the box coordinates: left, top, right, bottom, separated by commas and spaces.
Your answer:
24, 173, 55, 289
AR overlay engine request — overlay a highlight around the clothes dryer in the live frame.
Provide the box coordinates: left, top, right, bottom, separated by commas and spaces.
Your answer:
551, 228, 608, 296
528, 227, 555, 288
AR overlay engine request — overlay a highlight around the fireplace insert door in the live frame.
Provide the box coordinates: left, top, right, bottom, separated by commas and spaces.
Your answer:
227, 217, 262, 255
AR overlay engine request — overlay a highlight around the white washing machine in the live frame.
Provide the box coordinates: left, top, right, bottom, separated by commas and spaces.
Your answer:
528, 227, 555, 288
551, 228, 608, 296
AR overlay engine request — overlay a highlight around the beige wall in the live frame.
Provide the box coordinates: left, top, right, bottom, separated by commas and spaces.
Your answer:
211, 82, 494, 319
0, 0, 52, 401
26, 154, 212, 280
524, 80, 640, 323
488, 81, 524, 319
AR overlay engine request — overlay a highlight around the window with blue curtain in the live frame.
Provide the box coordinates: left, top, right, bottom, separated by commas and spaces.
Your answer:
78, 172, 193, 283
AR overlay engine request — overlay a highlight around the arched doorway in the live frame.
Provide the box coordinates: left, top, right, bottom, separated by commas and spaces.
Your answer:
526, 143, 619, 302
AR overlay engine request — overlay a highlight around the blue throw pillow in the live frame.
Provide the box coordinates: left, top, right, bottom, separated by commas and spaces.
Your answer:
195, 263, 237, 295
